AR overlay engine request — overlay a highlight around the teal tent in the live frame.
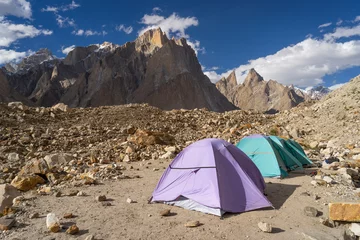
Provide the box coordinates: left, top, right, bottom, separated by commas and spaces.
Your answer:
283, 138, 313, 166
236, 134, 303, 178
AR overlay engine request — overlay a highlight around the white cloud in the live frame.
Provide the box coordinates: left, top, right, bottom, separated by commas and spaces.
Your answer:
355, 16, 360, 22
139, 13, 198, 38
72, 29, 107, 36
324, 25, 360, 41
0, 0, 32, 19
139, 12, 204, 54
153, 7, 162, 12
329, 83, 345, 90
116, 24, 133, 34
204, 71, 227, 83
0, 17, 53, 47
0, 48, 31, 65
211, 38, 360, 88
187, 39, 205, 55
336, 19, 343, 26
61, 45, 75, 54
318, 22, 332, 28
56, 14, 76, 28
72, 29, 84, 36
41, 1, 80, 12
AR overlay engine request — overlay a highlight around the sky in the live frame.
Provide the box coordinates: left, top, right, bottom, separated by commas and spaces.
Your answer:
1, 0, 360, 90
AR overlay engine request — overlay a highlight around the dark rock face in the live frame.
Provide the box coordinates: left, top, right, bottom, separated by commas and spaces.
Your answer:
1, 28, 235, 112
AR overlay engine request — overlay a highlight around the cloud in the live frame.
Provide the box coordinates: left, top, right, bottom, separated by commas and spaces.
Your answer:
56, 14, 76, 28
318, 22, 332, 28
61, 45, 75, 54
324, 25, 360, 41
139, 13, 198, 38
139, 12, 204, 54
0, 0, 32, 19
355, 16, 360, 22
204, 71, 226, 83
210, 38, 360, 88
336, 19, 343, 26
0, 48, 32, 65
116, 24, 133, 34
0, 17, 53, 47
72, 29, 107, 36
41, 1, 80, 12
153, 7, 162, 12
329, 83, 345, 90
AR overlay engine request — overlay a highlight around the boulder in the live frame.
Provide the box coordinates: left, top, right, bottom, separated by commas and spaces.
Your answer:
7, 153, 20, 162
46, 213, 60, 233
51, 103, 68, 112
329, 203, 360, 222
128, 129, 175, 146
11, 175, 45, 191
0, 184, 21, 212
350, 223, 360, 236
309, 141, 319, 149
7, 102, 27, 110
19, 159, 49, 175
160, 151, 175, 159
44, 153, 73, 170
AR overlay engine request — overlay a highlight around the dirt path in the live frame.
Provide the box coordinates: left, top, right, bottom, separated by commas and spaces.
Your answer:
5, 160, 350, 240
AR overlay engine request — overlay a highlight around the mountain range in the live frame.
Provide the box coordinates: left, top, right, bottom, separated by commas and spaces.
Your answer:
0, 28, 333, 112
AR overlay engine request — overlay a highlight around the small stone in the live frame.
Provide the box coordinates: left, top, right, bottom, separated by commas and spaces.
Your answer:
160, 209, 171, 216
66, 224, 79, 235
159, 151, 175, 159
0, 217, 16, 230
304, 206, 318, 217
63, 213, 74, 219
309, 141, 319, 149
164, 146, 176, 153
102, 202, 112, 207
67, 190, 79, 196
319, 217, 334, 228
126, 198, 135, 203
153, 168, 159, 171
123, 155, 130, 162
184, 220, 201, 228
77, 191, 86, 196
7, 153, 20, 162
257, 221, 272, 233
12, 196, 24, 206
329, 203, 360, 222
125, 146, 134, 154
314, 195, 320, 200
54, 191, 62, 197
96, 195, 106, 202
85, 235, 95, 240
46, 213, 60, 233
323, 176, 335, 184
29, 212, 40, 219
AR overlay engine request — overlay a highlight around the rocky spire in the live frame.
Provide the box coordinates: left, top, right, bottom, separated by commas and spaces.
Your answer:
243, 68, 264, 86
226, 70, 238, 87
135, 28, 169, 54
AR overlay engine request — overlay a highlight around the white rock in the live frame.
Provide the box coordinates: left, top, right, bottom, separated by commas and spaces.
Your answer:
51, 103, 68, 112
323, 176, 335, 184
258, 221, 272, 233
46, 213, 60, 228
160, 151, 175, 159
123, 155, 130, 162
7, 153, 20, 162
350, 223, 360, 236
309, 141, 319, 149
126, 198, 135, 203
85, 235, 95, 240
164, 146, 176, 153
7, 102, 27, 110
0, 184, 21, 212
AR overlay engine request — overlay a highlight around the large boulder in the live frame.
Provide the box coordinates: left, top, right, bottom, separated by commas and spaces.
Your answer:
11, 175, 46, 191
0, 184, 21, 212
44, 153, 73, 170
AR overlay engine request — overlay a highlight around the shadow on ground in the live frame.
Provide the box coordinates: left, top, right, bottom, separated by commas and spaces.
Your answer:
265, 183, 300, 209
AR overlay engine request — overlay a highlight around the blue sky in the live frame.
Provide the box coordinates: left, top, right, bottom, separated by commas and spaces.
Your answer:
1, 0, 360, 89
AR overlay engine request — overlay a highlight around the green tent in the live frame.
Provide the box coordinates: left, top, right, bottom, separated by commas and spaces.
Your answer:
236, 134, 303, 178
283, 138, 313, 166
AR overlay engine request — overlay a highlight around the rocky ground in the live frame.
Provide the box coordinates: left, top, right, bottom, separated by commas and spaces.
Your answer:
1, 77, 360, 240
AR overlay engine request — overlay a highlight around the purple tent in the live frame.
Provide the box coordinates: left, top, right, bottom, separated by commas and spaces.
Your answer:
151, 138, 273, 216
